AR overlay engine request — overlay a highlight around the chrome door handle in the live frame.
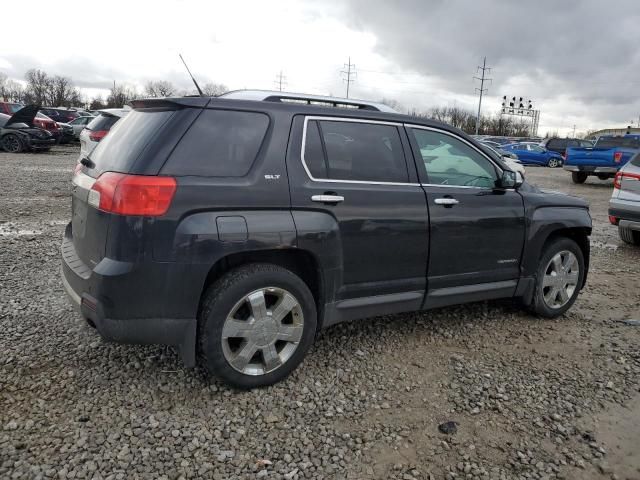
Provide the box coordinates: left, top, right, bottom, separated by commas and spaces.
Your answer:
434, 198, 459, 206
311, 195, 344, 203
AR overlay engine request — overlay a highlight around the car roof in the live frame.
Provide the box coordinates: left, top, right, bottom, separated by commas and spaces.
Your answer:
96, 108, 131, 117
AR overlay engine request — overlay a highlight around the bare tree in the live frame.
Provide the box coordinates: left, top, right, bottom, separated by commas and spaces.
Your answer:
144, 80, 177, 98
48, 75, 76, 106
90, 96, 106, 110
24, 69, 52, 105
200, 82, 228, 96
106, 83, 137, 108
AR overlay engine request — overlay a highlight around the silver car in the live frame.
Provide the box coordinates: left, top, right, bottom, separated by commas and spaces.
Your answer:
67, 115, 95, 139
609, 153, 640, 245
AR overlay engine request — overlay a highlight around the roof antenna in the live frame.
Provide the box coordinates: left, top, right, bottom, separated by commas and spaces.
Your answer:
179, 53, 204, 96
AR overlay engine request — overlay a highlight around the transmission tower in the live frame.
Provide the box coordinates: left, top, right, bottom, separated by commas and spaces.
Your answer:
473, 57, 492, 135
341, 57, 357, 98
274, 70, 287, 92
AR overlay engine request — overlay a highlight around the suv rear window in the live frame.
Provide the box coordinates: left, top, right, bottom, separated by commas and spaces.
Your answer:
596, 137, 640, 149
89, 110, 174, 174
162, 109, 269, 177
86, 114, 120, 131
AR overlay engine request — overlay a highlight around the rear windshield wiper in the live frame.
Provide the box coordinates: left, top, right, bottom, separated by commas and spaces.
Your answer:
80, 157, 95, 169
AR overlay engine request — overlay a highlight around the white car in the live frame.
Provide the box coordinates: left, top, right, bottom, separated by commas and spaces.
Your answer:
67, 115, 95, 140
79, 108, 129, 159
482, 143, 526, 177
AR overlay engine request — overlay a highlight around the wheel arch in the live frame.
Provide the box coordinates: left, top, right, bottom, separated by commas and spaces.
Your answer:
533, 226, 591, 289
198, 248, 324, 329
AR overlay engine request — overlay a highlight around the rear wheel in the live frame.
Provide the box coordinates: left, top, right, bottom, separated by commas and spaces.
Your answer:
1, 134, 24, 153
619, 226, 640, 245
529, 237, 585, 318
597, 174, 611, 180
547, 157, 561, 168
198, 263, 317, 389
571, 172, 588, 184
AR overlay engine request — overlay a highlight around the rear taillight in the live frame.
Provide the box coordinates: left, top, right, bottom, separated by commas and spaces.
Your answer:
614, 170, 640, 189
609, 215, 619, 225
88, 130, 108, 142
614, 151, 623, 163
89, 173, 177, 216
614, 172, 622, 189
563, 149, 568, 159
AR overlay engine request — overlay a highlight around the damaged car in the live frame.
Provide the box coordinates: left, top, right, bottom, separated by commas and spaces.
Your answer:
0, 105, 57, 153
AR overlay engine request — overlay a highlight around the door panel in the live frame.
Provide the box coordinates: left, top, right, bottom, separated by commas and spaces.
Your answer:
287, 116, 429, 301
406, 125, 526, 290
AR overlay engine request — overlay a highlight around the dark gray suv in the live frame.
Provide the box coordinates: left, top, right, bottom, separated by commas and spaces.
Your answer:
62, 91, 592, 388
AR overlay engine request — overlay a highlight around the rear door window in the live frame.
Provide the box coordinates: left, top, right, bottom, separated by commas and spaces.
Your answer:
596, 137, 640, 149
304, 119, 408, 183
162, 109, 269, 177
89, 110, 173, 175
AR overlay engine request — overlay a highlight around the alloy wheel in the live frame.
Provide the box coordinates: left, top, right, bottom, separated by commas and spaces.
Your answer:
2, 135, 21, 153
221, 287, 304, 376
542, 250, 579, 309
548, 158, 559, 168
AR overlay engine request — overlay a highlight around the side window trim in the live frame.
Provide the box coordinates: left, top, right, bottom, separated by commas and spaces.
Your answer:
301, 115, 419, 186
405, 123, 503, 188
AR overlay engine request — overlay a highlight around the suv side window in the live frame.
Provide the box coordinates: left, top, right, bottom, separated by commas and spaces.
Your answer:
304, 119, 409, 183
410, 128, 498, 188
163, 109, 269, 177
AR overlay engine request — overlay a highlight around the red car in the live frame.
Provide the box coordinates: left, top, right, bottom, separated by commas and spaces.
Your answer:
0, 103, 62, 141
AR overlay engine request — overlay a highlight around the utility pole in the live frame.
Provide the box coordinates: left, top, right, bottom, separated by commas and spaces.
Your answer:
274, 70, 287, 92
341, 56, 356, 98
473, 57, 492, 135
572, 125, 576, 137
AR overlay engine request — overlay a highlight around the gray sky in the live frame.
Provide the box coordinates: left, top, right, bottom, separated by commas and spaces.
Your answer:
1, 0, 638, 136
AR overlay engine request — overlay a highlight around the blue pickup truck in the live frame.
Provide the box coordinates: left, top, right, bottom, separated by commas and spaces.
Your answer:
564, 134, 640, 184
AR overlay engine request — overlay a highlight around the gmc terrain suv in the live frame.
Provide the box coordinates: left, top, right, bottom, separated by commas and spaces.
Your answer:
62, 91, 592, 388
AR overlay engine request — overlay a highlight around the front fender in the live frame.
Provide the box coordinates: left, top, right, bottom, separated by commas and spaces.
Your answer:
521, 205, 592, 278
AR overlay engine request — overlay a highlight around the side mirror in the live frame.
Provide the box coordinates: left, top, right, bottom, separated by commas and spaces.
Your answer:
499, 170, 519, 189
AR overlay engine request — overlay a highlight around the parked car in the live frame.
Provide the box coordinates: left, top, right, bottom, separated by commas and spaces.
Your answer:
541, 137, 593, 157
57, 122, 75, 144
67, 115, 94, 139
34, 112, 62, 142
0, 101, 25, 115
564, 135, 640, 184
609, 153, 640, 245
482, 144, 526, 177
502, 143, 564, 167
62, 90, 591, 388
79, 109, 129, 158
0, 106, 56, 153
40, 107, 80, 124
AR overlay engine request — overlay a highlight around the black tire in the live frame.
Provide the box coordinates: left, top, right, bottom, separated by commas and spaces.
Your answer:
198, 263, 317, 389
597, 174, 611, 181
528, 237, 585, 318
571, 172, 588, 184
1, 134, 24, 153
619, 226, 640, 245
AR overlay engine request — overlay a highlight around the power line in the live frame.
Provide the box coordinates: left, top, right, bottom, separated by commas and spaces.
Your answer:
274, 70, 287, 92
473, 57, 492, 135
341, 56, 357, 98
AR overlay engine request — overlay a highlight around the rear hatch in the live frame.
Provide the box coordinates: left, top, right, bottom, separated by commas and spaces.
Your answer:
71, 107, 181, 268
617, 155, 640, 203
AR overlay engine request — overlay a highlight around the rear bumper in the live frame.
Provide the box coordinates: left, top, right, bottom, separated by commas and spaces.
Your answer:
564, 165, 617, 173
609, 198, 640, 224
28, 138, 56, 150
60, 223, 198, 366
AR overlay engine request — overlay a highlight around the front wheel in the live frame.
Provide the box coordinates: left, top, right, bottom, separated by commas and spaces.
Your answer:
529, 237, 585, 318
198, 263, 317, 389
547, 157, 561, 168
571, 172, 588, 184
1, 134, 24, 153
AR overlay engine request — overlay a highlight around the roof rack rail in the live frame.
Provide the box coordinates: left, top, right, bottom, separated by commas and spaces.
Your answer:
218, 90, 398, 113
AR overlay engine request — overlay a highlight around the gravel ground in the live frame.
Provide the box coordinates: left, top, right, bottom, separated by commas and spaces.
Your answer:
1, 146, 639, 480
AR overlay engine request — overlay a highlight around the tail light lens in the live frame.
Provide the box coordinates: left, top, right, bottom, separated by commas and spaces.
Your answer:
609, 215, 619, 225
614, 170, 640, 189
614, 151, 623, 163
88, 130, 108, 142
89, 173, 177, 216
